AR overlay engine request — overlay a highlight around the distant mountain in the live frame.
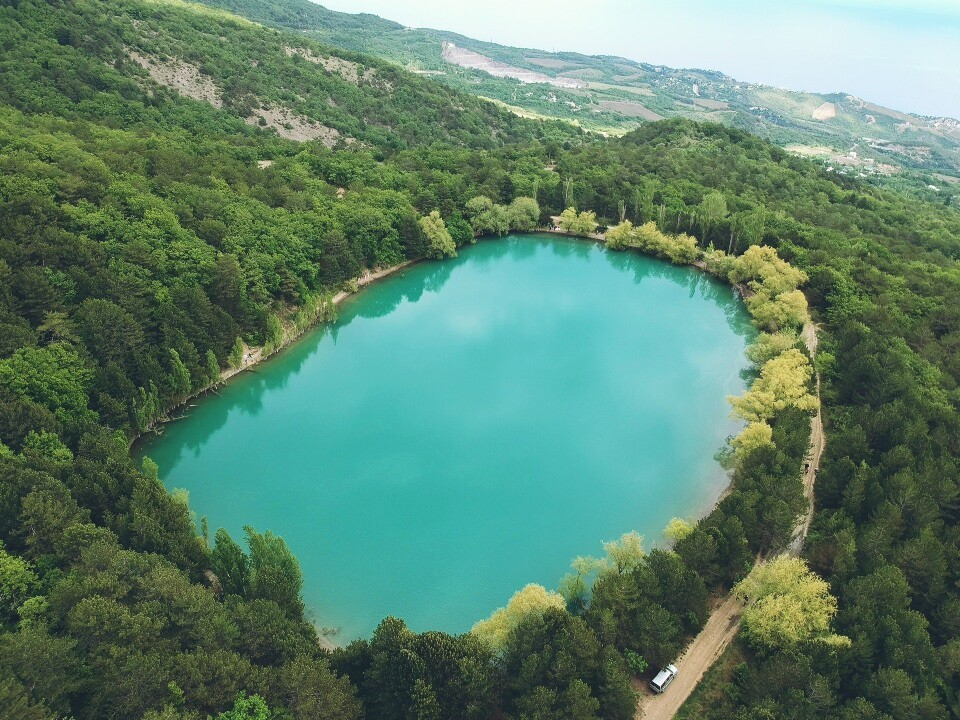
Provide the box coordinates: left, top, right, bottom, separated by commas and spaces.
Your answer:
199, 0, 960, 181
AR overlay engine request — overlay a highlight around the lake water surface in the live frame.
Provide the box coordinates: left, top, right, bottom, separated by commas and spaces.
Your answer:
136, 234, 755, 640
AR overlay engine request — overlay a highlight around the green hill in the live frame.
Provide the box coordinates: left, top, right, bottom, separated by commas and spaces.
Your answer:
198, 0, 960, 183
0, 0, 577, 152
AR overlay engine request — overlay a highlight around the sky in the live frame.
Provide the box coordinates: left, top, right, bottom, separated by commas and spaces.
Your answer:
319, 0, 960, 119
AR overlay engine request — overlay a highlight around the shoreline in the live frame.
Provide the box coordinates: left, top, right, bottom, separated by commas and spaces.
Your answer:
138, 231, 757, 650
131, 260, 416, 448
215, 260, 415, 388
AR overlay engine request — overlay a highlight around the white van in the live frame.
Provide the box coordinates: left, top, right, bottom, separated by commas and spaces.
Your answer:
649, 664, 678, 693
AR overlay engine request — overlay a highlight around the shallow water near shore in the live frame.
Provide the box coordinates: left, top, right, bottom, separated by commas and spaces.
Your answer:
135, 234, 755, 641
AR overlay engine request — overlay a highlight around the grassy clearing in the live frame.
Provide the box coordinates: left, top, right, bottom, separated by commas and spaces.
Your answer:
673, 639, 747, 720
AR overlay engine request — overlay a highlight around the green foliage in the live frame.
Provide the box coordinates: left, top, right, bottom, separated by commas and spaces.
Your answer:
624, 649, 648, 675
0, 0, 957, 717
507, 196, 540, 231
0, 344, 95, 433
471, 583, 566, 651
604, 220, 701, 264
663, 517, 695, 545
557, 207, 599, 236
216, 693, 270, 720
734, 557, 849, 649
500, 608, 636, 720
244, 526, 303, 620
228, 339, 246, 370
418, 210, 457, 259
0, 543, 39, 618
211, 529, 250, 597
332, 617, 497, 720
728, 349, 819, 422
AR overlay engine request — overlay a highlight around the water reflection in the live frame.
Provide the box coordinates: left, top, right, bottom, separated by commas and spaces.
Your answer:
138, 235, 756, 470
134, 233, 757, 639
597, 243, 753, 341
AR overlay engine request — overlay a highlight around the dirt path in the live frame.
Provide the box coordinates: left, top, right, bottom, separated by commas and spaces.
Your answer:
636, 595, 744, 720
638, 321, 824, 720
789, 322, 824, 556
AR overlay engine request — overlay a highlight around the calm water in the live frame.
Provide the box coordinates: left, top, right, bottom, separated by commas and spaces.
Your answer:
136, 235, 754, 640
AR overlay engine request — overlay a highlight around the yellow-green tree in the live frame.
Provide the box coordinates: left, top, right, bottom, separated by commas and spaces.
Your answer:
559, 555, 606, 610
419, 210, 457, 259
734, 557, 849, 649
663, 517, 695, 544
745, 289, 810, 331
702, 247, 736, 278
698, 191, 728, 242
746, 331, 800, 365
663, 232, 701, 264
471, 584, 566, 650
507, 196, 540, 232
604, 220, 634, 250
557, 207, 598, 236
730, 245, 808, 295
730, 420, 774, 463
729, 348, 818, 422
602, 531, 645, 575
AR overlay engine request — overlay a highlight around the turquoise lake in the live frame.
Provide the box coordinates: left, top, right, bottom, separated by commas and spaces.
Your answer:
135, 234, 755, 641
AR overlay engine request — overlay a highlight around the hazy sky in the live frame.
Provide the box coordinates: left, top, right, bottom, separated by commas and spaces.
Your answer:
319, 0, 960, 119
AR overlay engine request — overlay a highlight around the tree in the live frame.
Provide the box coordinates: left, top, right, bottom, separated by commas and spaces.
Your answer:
745, 331, 800, 365
275, 656, 362, 720
228, 338, 245, 369
20, 430, 73, 465
729, 349, 818, 422
168, 348, 193, 400
212, 528, 250, 597
216, 693, 271, 720
733, 557, 849, 649
0, 543, 38, 618
18, 477, 88, 557
471, 583, 566, 650
445, 212, 475, 247
407, 679, 441, 720
507, 196, 540, 231
663, 517, 695, 544
465, 195, 512, 236
74, 298, 146, 375
729, 245, 808, 296
746, 288, 810, 331
0, 630, 86, 717
604, 220, 634, 250
631, 603, 682, 668
0, 343, 95, 430
729, 421, 775, 464
418, 211, 457, 259
698, 191, 728, 244
602, 531, 645, 575
245, 526, 304, 620
556, 207, 598, 236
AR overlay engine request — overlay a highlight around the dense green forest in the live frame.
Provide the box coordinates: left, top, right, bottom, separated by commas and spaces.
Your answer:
1, 0, 960, 718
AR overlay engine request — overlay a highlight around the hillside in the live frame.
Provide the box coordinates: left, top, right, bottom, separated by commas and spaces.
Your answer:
199, 0, 960, 185
0, 0, 577, 153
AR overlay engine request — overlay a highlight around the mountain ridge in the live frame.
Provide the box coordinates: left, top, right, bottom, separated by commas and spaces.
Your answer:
197, 0, 960, 182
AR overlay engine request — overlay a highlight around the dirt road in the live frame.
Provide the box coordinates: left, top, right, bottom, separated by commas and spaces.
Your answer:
637, 322, 824, 719
637, 595, 744, 720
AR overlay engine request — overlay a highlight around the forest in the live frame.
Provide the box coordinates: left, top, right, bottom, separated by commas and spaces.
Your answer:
1, 0, 960, 718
